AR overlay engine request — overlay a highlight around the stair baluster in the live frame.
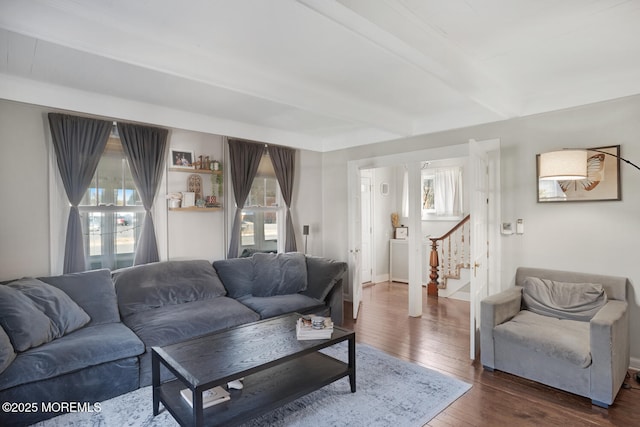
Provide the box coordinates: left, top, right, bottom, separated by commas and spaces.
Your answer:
427, 214, 471, 297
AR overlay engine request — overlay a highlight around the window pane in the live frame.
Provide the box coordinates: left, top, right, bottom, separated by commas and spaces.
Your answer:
241, 211, 255, 246
264, 211, 277, 241
87, 212, 103, 256
124, 174, 142, 206
81, 142, 140, 207
239, 152, 281, 255
114, 212, 134, 255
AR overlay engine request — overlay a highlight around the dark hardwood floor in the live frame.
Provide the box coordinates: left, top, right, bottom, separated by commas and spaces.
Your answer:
342, 282, 639, 426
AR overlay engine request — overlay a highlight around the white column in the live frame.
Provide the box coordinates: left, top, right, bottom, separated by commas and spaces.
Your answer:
407, 161, 423, 317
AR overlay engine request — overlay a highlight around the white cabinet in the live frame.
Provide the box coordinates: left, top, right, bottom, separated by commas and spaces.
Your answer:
389, 239, 429, 285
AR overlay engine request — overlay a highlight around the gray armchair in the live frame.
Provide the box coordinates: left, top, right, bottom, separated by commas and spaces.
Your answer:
481, 267, 629, 408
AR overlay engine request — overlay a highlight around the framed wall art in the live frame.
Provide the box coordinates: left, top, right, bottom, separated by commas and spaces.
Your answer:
537, 145, 621, 203
170, 149, 195, 169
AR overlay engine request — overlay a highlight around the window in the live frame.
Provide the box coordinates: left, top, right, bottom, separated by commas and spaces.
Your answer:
240, 152, 282, 254
421, 166, 463, 220
79, 135, 145, 270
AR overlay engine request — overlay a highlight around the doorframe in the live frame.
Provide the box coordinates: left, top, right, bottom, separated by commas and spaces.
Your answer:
469, 137, 501, 360
346, 143, 474, 316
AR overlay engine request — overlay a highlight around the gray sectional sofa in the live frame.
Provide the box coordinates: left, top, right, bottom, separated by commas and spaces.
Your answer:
0, 253, 346, 426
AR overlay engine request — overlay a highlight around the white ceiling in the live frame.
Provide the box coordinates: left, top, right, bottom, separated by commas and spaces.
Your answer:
1, 0, 639, 152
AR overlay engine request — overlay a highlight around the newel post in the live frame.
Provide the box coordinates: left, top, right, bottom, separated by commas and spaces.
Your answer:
428, 238, 439, 297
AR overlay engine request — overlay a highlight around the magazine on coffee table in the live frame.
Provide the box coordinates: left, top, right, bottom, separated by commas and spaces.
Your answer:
180, 386, 230, 408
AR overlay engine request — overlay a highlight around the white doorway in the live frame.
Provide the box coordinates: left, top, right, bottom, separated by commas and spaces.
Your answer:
347, 141, 501, 359
347, 143, 469, 318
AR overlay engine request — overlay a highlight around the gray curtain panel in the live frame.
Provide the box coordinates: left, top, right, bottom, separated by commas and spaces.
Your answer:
268, 145, 297, 252
227, 139, 265, 258
48, 113, 112, 273
117, 123, 169, 265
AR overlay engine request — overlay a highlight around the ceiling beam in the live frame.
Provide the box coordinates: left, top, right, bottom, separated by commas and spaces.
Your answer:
299, 0, 520, 119
0, 73, 328, 151
0, 0, 413, 137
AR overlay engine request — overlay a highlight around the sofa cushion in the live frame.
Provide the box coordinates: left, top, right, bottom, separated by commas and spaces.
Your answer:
0, 285, 56, 352
523, 276, 607, 321
7, 278, 90, 337
123, 295, 260, 387
494, 310, 591, 368
0, 322, 144, 391
113, 260, 227, 318
122, 296, 260, 348
238, 294, 325, 319
252, 252, 307, 297
213, 257, 255, 298
39, 269, 120, 326
303, 256, 348, 301
0, 326, 16, 374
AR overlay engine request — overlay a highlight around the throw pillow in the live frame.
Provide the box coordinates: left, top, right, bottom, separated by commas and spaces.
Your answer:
0, 285, 56, 352
39, 269, 120, 326
7, 278, 90, 337
303, 256, 348, 301
213, 257, 255, 298
0, 325, 16, 374
252, 252, 307, 297
522, 276, 608, 321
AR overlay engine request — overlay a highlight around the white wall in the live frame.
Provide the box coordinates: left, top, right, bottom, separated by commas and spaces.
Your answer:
292, 149, 324, 256
165, 129, 225, 261
372, 166, 396, 282
322, 94, 640, 363
0, 100, 50, 278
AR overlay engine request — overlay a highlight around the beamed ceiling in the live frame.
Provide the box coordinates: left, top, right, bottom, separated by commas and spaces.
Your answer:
1, 0, 639, 151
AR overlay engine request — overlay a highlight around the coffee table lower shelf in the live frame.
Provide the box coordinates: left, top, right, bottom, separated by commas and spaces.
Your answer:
156, 351, 351, 427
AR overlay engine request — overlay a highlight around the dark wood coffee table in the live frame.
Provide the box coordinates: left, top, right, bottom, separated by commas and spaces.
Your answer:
151, 313, 356, 426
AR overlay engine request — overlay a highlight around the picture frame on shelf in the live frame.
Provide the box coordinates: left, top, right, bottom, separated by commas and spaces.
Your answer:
182, 192, 195, 208
395, 227, 408, 239
170, 149, 195, 169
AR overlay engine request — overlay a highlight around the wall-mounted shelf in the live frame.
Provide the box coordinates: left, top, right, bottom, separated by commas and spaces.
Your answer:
169, 206, 222, 212
168, 167, 222, 175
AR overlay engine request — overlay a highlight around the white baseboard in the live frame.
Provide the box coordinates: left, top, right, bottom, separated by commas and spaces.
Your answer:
446, 291, 470, 302
630, 357, 640, 371
374, 273, 389, 284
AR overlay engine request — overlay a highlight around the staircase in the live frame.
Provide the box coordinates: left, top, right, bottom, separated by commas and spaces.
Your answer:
427, 214, 471, 299
437, 268, 470, 300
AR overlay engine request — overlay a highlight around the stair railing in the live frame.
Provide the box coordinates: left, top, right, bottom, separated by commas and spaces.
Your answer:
427, 214, 471, 296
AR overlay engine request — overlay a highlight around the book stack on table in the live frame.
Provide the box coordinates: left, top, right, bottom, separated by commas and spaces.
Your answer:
296, 316, 334, 340
180, 386, 230, 409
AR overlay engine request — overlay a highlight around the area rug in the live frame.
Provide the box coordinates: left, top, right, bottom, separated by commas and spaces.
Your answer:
33, 343, 471, 427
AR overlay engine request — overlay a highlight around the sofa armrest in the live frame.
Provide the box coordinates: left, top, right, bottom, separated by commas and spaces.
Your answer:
481, 286, 523, 327
303, 256, 347, 301
480, 286, 522, 369
589, 300, 629, 406
326, 278, 344, 326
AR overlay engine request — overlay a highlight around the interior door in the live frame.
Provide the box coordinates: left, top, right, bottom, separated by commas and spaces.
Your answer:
360, 173, 372, 284
347, 161, 363, 319
469, 139, 489, 360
